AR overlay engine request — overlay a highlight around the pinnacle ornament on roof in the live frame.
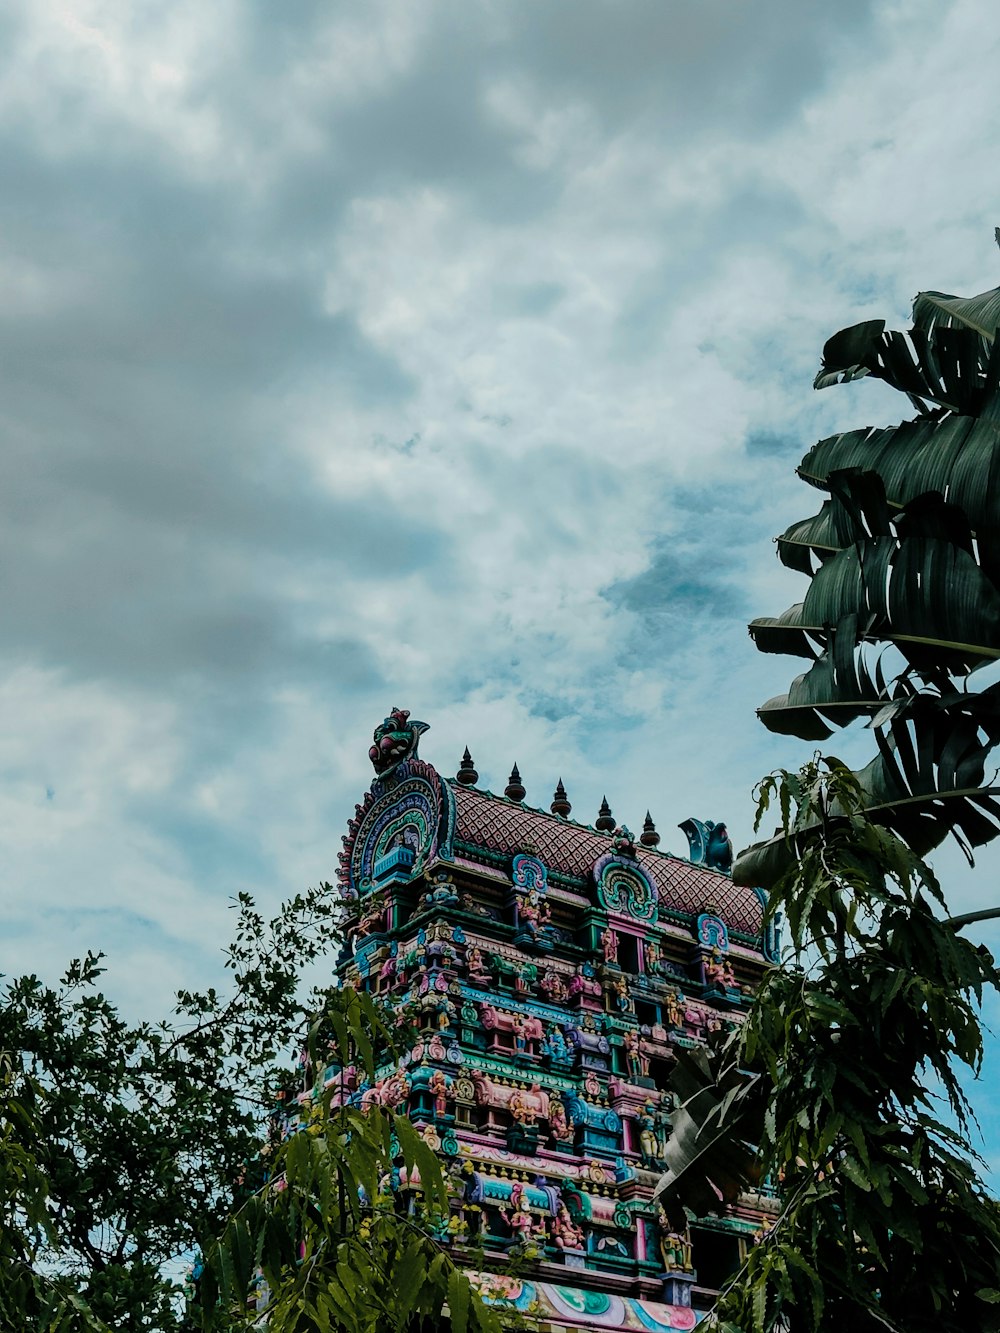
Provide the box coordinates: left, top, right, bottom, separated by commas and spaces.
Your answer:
640, 811, 660, 848
456, 747, 478, 786
550, 778, 571, 818
595, 796, 615, 832
505, 763, 526, 802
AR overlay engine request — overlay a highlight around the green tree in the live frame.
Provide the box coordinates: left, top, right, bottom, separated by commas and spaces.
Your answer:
0, 887, 343, 1330
2, 890, 500, 1333
659, 758, 1000, 1332
659, 240, 1000, 1329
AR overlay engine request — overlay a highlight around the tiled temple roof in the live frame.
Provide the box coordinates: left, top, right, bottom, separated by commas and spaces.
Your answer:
450, 782, 763, 938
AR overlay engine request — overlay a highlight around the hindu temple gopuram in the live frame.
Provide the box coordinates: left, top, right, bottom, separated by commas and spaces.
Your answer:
323, 709, 779, 1330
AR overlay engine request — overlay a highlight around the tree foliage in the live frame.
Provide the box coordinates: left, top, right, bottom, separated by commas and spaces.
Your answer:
738, 236, 1000, 887
1, 887, 500, 1333
658, 757, 1000, 1332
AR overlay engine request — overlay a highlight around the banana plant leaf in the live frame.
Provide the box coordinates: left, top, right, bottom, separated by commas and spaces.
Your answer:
799, 409, 1000, 536
799, 533, 1000, 670
911, 283, 1000, 341
736, 693, 1000, 886
814, 320, 993, 415
653, 1041, 765, 1231
750, 603, 824, 660
757, 615, 887, 740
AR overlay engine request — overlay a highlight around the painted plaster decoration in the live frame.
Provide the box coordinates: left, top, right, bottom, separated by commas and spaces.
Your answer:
594, 853, 658, 924
637, 1104, 662, 1169
601, 926, 620, 966
539, 968, 568, 1003
553, 1202, 586, 1252
548, 1096, 574, 1146
657, 1216, 694, 1273
369, 707, 429, 774
424, 868, 460, 909
644, 938, 663, 976
428, 1069, 451, 1119
464, 944, 491, 986
680, 817, 734, 874
705, 945, 737, 991
697, 913, 730, 953
623, 1029, 649, 1081
611, 825, 637, 858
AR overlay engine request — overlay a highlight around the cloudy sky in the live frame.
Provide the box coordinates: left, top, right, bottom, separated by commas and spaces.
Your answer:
3, 0, 1000, 1151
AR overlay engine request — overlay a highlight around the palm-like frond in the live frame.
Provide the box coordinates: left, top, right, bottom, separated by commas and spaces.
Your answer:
745, 246, 1000, 889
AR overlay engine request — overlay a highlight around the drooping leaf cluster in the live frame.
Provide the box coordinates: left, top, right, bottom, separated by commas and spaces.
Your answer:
658, 757, 1000, 1333
738, 236, 1000, 887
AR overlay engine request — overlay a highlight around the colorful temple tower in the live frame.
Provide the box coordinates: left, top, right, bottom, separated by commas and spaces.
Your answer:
328, 709, 778, 1330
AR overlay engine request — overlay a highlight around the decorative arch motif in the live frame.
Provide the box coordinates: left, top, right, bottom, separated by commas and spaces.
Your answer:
341, 758, 455, 897
511, 853, 548, 895
593, 852, 657, 925
696, 912, 729, 953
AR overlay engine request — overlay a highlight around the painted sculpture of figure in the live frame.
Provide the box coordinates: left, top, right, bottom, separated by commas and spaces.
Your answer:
658, 1213, 694, 1272
542, 1025, 568, 1062
638, 1104, 660, 1168
644, 938, 662, 975
508, 1088, 536, 1126
435, 995, 455, 1031
705, 945, 737, 989
664, 989, 684, 1030
506, 1183, 536, 1247
613, 973, 631, 1013
512, 1012, 528, 1055
623, 1028, 648, 1080
428, 1069, 450, 1119
465, 944, 490, 985
601, 926, 619, 965
548, 1097, 574, 1144
552, 1202, 585, 1251
519, 888, 551, 939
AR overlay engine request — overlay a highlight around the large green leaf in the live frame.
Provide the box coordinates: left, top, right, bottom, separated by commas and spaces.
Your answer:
800, 410, 1000, 538
757, 616, 887, 740
736, 693, 1000, 884
814, 320, 994, 415
911, 284, 1000, 342
654, 1041, 765, 1230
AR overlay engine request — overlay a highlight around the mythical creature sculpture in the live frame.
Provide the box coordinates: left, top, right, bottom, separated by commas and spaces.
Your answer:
369, 707, 429, 775
679, 817, 734, 873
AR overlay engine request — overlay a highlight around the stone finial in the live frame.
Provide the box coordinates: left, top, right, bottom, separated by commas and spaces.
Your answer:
640, 811, 660, 848
595, 796, 615, 832
505, 763, 526, 802
551, 778, 571, 817
456, 747, 478, 786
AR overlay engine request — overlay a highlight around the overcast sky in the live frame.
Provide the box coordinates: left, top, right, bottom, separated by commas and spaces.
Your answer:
3, 0, 1000, 1155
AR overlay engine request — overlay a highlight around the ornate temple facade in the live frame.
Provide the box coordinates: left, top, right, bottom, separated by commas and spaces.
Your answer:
324, 709, 778, 1331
